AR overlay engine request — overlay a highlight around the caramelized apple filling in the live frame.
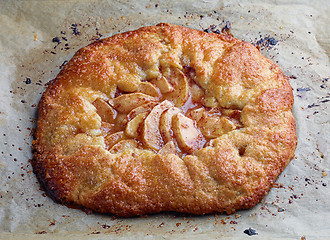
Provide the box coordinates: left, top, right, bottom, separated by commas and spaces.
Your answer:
92, 67, 243, 156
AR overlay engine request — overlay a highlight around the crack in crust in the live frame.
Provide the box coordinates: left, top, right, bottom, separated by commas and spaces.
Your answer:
33, 23, 297, 217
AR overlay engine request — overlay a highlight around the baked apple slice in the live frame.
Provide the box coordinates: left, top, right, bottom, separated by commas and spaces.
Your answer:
104, 131, 125, 150
172, 113, 205, 153
186, 108, 205, 122
159, 107, 182, 143
150, 76, 174, 93
165, 69, 189, 107
125, 101, 158, 122
142, 100, 173, 150
137, 82, 161, 97
202, 95, 220, 108
108, 93, 155, 113
198, 116, 240, 138
190, 82, 205, 103
125, 112, 148, 138
109, 139, 138, 153
92, 98, 116, 123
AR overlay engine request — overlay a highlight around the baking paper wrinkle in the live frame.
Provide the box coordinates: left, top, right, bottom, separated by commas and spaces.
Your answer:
0, 0, 329, 239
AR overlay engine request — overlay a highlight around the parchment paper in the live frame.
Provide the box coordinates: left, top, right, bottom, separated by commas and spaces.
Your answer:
0, 0, 329, 239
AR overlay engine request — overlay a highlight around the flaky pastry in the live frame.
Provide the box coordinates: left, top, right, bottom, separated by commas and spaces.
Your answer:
32, 23, 297, 216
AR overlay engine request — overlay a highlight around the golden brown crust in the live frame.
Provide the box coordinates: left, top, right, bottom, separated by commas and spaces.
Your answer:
33, 23, 297, 217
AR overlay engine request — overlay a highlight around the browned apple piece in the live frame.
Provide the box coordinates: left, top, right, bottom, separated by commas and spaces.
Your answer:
166, 69, 189, 107
126, 101, 158, 122
190, 83, 205, 103
159, 107, 182, 143
137, 82, 161, 97
100, 122, 115, 136
198, 116, 222, 138
92, 98, 116, 123
202, 95, 219, 108
105, 131, 125, 150
222, 109, 242, 126
114, 113, 127, 130
186, 108, 205, 122
150, 76, 174, 93
220, 117, 241, 132
172, 113, 205, 153
108, 93, 155, 113
142, 100, 173, 150
125, 112, 148, 138
158, 141, 177, 155
222, 109, 236, 116
109, 139, 138, 154
199, 116, 239, 138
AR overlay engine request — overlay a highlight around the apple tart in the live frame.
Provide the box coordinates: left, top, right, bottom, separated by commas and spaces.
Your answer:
32, 23, 297, 216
